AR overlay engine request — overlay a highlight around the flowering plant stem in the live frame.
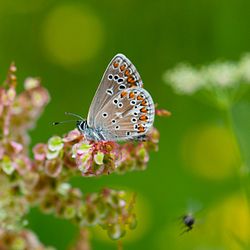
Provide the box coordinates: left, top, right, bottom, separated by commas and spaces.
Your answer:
223, 106, 250, 203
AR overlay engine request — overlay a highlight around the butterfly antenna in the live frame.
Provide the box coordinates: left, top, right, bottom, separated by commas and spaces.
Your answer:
64, 112, 84, 120
52, 120, 77, 126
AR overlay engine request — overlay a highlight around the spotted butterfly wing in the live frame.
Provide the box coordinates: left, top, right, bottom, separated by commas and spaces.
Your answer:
95, 87, 154, 140
87, 54, 154, 141
87, 54, 143, 127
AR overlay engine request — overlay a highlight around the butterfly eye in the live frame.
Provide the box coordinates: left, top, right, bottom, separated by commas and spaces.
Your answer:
102, 112, 108, 118
108, 74, 113, 80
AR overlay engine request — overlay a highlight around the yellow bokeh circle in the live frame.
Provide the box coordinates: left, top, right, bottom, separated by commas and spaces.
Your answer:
42, 4, 104, 68
206, 193, 250, 250
181, 124, 240, 180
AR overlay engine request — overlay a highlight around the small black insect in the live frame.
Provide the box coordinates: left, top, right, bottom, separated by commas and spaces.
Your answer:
180, 213, 195, 235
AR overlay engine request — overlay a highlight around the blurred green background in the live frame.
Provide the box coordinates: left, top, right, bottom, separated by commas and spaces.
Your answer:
1, 0, 250, 249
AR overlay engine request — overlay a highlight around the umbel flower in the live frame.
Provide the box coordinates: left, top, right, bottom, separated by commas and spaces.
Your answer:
164, 53, 250, 109
0, 64, 168, 248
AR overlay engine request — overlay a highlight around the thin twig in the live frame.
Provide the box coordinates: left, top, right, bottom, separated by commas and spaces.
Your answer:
117, 240, 123, 250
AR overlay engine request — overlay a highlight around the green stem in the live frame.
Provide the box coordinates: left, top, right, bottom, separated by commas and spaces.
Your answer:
117, 240, 123, 250
223, 107, 250, 199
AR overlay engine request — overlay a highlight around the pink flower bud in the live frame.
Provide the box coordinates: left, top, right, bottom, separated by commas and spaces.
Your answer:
44, 159, 62, 178
33, 143, 47, 161
63, 129, 82, 143
10, 141, 23, 154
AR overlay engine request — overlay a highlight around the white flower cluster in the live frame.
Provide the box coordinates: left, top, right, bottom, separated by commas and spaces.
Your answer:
163, 53, 250, 95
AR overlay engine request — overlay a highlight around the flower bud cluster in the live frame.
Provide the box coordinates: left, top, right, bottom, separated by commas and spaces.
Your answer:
0, 64, 166, 246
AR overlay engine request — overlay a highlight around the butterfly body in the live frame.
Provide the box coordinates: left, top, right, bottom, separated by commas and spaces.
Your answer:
76, 54, 155, 142
77, 120, 114, 141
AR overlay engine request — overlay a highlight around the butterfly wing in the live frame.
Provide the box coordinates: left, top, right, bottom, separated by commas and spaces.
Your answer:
93, 87, 155, 141
87, 54, 143, 127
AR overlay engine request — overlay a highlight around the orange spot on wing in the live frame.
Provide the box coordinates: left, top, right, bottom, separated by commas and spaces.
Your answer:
140, 107, 147, 113
141, 99, 148, 106
139, 115, 148, 121
138, 124, 145, 133
120, 91, 127, 98
120, 64, 126, 71
113, 61, 119, 68
130, 85, 137, 88
129, 83, 137, 88
127, 77, 135, 83
137, 95, 143, 100
129, 92, 135, 99
125, 69, 130, 76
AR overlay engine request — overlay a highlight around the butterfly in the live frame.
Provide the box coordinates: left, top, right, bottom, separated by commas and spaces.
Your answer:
56, 54, 155, 141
